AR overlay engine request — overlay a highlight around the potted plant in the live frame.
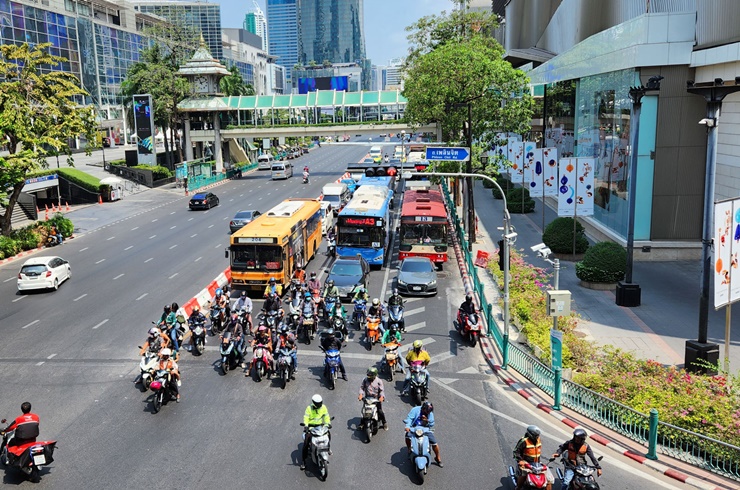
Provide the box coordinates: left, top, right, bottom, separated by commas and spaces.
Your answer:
575, 242, 626, 290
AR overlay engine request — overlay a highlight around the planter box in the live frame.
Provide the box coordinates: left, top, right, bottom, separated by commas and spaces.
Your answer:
579, 280, 617, 291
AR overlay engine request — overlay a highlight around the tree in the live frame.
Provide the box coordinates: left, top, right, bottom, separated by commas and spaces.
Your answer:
220, 65, 255, 96
0, 43, 96, 236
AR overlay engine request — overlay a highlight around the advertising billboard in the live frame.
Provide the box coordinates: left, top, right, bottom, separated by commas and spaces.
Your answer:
133, 94, 155, 165
298, 76, 349, 94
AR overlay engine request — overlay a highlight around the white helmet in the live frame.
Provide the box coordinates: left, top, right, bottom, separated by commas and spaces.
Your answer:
311, 394, 323, 409
160, 348, 172, 358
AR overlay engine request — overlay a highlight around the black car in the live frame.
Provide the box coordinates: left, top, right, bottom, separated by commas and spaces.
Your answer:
229, 209, 261, 233
189, 192, 219, 210
325, 255, 370, 301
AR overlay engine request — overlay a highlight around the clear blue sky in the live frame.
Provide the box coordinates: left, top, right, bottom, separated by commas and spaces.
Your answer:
218, 0, 455, 65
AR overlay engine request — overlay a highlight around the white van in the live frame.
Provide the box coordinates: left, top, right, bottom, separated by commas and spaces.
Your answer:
322, 183, 351, 215
258, 154, 275, 170
369, 145, 383, 163
319, 201, 335, 236
271, 162, 293, 180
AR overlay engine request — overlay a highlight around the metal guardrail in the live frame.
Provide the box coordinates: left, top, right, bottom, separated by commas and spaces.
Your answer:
187, 162, 257, 193
438, 177, 740, 482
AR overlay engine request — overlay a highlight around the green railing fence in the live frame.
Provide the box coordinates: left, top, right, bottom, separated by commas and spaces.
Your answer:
439, 178, 740, 482
187, 162, 257, 192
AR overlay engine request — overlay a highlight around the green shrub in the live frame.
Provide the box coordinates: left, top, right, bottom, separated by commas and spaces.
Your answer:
0, 236, 20, 258
47, 214, 74, 237
10, 226, 42, 250
492, 175, 514, 199
542, 217, 589, 254
110, 159, 126, 166
58, 168, 101, 192
575, 241, 626, 282
132, 165, 172, 180
505, 187, 535, 213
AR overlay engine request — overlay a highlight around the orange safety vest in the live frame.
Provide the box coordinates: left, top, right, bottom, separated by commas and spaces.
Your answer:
522, 438, 542, 460
567, 441, 588, 465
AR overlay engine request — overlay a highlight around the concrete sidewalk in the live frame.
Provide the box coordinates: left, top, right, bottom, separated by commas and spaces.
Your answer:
469, 182, 739, 369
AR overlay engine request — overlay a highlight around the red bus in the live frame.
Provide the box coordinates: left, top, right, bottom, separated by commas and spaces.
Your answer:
398, 183, 448, 266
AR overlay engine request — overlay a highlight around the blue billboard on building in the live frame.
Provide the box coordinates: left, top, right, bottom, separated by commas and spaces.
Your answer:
298, 76, 348, 94
133, 94, 155, 165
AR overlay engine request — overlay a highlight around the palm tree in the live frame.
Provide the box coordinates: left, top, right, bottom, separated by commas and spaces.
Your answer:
220, 65, 255, 96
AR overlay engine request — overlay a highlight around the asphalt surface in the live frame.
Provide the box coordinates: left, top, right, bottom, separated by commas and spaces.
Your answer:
0, 140, 693, 489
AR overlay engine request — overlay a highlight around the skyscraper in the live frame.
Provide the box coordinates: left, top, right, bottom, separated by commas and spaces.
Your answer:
243, 0, 268, 53
298, 0, 366, 66
266, 0, 299, 83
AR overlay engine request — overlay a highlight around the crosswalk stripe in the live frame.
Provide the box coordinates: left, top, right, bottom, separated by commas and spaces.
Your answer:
404, 321, 426, 332
456, 366, 478, 374
428, 351, 456, 365
404, 307, 425, 318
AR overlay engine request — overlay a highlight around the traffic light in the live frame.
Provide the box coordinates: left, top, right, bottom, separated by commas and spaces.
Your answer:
365, 165, 397, 177
497, 239, 505, 271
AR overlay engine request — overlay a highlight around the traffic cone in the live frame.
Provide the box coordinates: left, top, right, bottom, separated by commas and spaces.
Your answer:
44, 205, 49, 221
66, 202, 71, 212
98, 195, 103, 205
51, 203, 57, 213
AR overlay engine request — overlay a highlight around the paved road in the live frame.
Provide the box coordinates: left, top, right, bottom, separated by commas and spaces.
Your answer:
0, 141, 692, 489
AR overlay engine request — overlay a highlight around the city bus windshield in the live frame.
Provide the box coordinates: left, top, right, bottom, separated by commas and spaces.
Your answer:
400, 223, 447, 244
231, 245, 284, 271
338, 226, 384, 248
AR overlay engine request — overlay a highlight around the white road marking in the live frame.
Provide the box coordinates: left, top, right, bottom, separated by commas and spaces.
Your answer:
300, 350, 381, 361
22, 319, 40, 329
170, 212, 176, 215
404, 321, 426, 332
136, 293, 148, 300
404, 307, 425, 318
4, 277, 15, 283
195, 256, 202, 262
12, 296, 26, 303
149, 235, 156, 239
92, 319, 109, 330
113, 274, 124, 280
188, 218, 194, 221
36, 361, 45, 366
152, 218, 158, 222
208, 224, 214, 228
124, 246, 133, 251
73, 294, 87, 302
47, 353, 57, 359
106, 236, 115, 241
170, 226, 177, 229
457, 366, 478, 374
131, 227, 139, 231
79, 247, 89, 252
144, 258, 153, 263
95, 259, 105, 264
169, 272, 178, 279
191, 234, 198, 238
169, 244, 177, 249
215, 243, 222, 249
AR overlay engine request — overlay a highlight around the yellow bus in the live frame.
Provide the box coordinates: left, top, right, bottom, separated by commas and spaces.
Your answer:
228, 198, 322, 292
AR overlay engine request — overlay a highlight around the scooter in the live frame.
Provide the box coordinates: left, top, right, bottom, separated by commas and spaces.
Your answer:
387, 304, 405, 332
299, 417, 334, 481
137, 346, 160, 389
320, 345, 342, 390
0, 423, 57, 483
237, 307, 252, 333
150, 369, 175, 413
365, 315, 382, 350
219, 332, 240, 375
250, 343, 271, 382
408, 360, 428, 406
555, 456, 603, 490
408, 426, 433, 484
327, 236, 336, 258
352, 299, 367, 330
189, 318, 207, 355
359, 397, 381, 443
303, 171, 309, 184
276, 347, 294, 389
299, 302, 317, 344
508, 459, 552, 489
288, 296, 302, 330
209, 304, 224, 336
324, 295, 339, 322
381, 341, 402, 381
457, 309, 481, 347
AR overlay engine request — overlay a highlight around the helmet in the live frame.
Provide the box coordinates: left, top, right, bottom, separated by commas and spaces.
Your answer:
465, 293, 473, 302
311, 271, 317, 278
392, 288, 399, 296
258, 325, 267, 333
526, 425, 541, 440
192, 305, 200, 313
280, 324, 290, 334
311, 394, 323, 409
327, 279, 335, 287
305, 292, 311, 298
163, 304, 171, 312
421, 401, 434, 415
372, 298, 380, 306
148, 327, 160, 339
269, 277, 276, 283
413, 340, 423, 350
359, 286, 366, 293
160, 348, 172, 358
326, 328, 335, 337
215, 288, 223, 297
296, 265, 302, 270
366, 367, 378, 379
573, 428, 587, 443
389, 324, 397, 333
240, 291, 247, 298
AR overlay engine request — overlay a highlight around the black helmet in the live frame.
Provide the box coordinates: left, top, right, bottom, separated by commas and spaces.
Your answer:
327, 279, 335, 287
421, 401, 433, 415
392, 288, 399, 296
573, 428, 587, 443
526, 425, 541, 440
311, 271, 317, 278
163, 304, 171, 313
240, 291, 247, 298
326, 328, 335, 337
465, 293, 473, 302
280, 324, 290, 335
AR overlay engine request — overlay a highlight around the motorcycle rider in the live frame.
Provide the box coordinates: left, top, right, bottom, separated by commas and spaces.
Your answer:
157, 348, 181, 403
358, 367, 387, 431
323, 279, 340, 301
388, 288, 404, 309
300, 394, 331, 471
2, 402, 39, 448
140, 327, 169, 356
292, 266, 307, 286
48, 224, 63, 245
403, 339, 431, 395
404, 401, 442, 467
458, 293, 477, 330
187, 306, 208, 351
275, 324, 298, 379
513, 425, 554, 490
552, 429, 602, 488
163, 302, 181, 360
366, 298, 386, 336
214, 288, 229, 316
222, 309, 246, 368
307, 271, 324, 315
320, 328, 347, 380
380, 325, 405, 370
247, 325, 274, 376
263, 277, 283, 298
300, 291, 318, 324
233, 291, 253, 334
352, 286, 369, 304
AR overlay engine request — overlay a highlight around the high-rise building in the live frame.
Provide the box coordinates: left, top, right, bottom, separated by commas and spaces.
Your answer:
133, 0, 222, 61
243, 0, 268, 53
266, 0, 299, 84
298, 0, 366, 67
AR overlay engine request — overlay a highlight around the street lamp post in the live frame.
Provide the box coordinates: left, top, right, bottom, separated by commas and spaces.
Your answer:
400, 129, 406, 181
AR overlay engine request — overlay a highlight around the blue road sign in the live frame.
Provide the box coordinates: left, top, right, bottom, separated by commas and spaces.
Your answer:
425, 147, 470, 161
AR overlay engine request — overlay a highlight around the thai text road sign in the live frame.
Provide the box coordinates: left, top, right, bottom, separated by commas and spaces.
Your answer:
425, 147, 470, 161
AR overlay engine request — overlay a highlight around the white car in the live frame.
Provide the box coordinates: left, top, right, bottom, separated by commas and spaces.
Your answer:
17, 256, 71, 292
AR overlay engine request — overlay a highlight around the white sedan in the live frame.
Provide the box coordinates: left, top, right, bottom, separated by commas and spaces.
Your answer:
17, 256, 71, 292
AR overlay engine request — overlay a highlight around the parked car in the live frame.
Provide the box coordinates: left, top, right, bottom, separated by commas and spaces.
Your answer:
230, 209, 261, 233
325, 255, 370, 301
292, 147, 302, 159
189, 192, 219, 210
17, 256, 71, 292
395, 257, 437, 296
301, 145, 310, 154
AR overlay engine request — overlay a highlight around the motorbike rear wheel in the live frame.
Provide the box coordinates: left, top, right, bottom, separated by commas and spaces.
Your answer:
328, 369, 335, 390
195, 339, 204, 355
30, 465, 40, 483
365, 424, 373, 443
417, 467, 425, 484
222, 359, 229, 375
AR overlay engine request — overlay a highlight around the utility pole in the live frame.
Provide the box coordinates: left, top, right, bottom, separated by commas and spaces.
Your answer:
466, 102, 475, 251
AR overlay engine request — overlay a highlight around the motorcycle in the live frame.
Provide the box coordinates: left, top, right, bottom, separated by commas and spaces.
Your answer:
408, 360, 428, 406
45, 235, 61, 248
299, 302, 317, 344
311, 288, 324, 318
260, 310, 281, 332
365, 315, 382, 350
303, 171, 309, 184
352, 299, 367, 330
408, 426, 433, 484
387, 304, 405, 332
150, 369, 175, 413
508, 460, 552, 489
457, 309, 481, 347
327, 236, 336, 258
237, 307, 252, 333
276, 347, 295, 389
250, 343, 271, 382
299, 418, 334, 481
189, 318, 207, 355
329, 315, 347, 337
0, 423, 57, 483
209, 303, 224, 336
324, 295, 339, 322
320, 345, 342, 390
219, 332, 240, 375
288, 296, 302, 330
137, 346, 160, 390
359, 397, 381, 443
555, 456, 603, 490
381, 341, 402, 381
288, 279, 303, 300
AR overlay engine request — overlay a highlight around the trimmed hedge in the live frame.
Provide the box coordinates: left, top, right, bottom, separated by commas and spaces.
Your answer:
132, 165, 172, 180
542, 217, 589, 254
505, 187, 535, 213
59, 168, 101, 193
110, 159, 126, 166
575, 241, 627, 282
491, 175, 515, 198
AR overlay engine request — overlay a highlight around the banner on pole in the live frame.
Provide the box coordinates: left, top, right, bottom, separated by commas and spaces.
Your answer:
557, 158, 594, 216
528, 147, 558, 198
714, 197, 740, 309
507, 141, 523, 179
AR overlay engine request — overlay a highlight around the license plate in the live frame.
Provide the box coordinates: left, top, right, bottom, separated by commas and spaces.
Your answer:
33, 454, 46, 465
412, 286, 421, 291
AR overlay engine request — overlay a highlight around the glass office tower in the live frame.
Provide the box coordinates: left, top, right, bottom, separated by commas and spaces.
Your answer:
298, 0, 365, 66
266, 0, 298, 83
